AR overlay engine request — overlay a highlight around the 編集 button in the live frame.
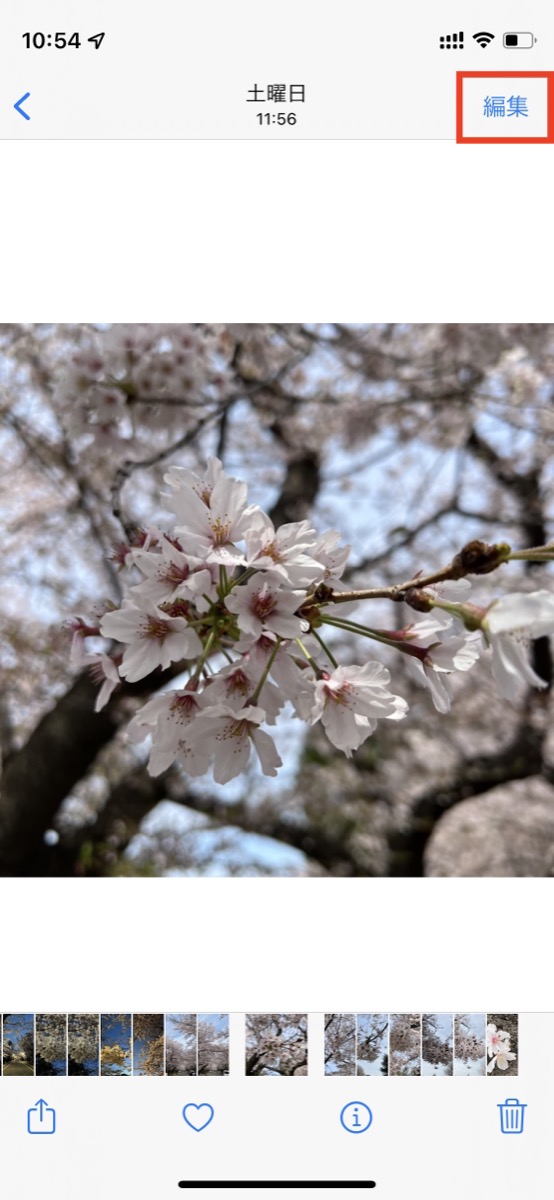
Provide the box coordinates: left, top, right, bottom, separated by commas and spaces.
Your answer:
456, 72, 554, 141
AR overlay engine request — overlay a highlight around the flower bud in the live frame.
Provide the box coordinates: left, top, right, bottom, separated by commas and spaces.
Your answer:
405, 588, 434, 613
451, 539, 511, 577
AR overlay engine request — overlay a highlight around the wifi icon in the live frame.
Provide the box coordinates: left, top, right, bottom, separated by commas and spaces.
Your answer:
473, 31, 495, 47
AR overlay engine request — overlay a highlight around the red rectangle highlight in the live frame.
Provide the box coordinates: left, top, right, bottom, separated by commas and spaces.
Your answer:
457, 71, 554, 142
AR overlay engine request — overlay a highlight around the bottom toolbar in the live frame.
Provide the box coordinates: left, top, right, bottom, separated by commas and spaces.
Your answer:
0, 1015, 550, 1199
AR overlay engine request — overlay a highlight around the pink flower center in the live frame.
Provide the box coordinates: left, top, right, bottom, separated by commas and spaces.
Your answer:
159, 598, 191, 619
170, 693, 197, 720
251, 589, 277, 620
159, 561, 190, 585
225, 669, 251, 696
324, 681, 352, 707
142, 616, 171, 641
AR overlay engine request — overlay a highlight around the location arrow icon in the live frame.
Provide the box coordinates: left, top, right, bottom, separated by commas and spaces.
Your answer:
14, 92, 31, 120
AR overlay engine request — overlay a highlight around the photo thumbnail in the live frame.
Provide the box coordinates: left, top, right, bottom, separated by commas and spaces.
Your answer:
1, 1012, 519, 1078
324, 1013, 519, 1077
1, 1013, 230, 1077
1, 323, 553, 877
245, 1014, 308, 1076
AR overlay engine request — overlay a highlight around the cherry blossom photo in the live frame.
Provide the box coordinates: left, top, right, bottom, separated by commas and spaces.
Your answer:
133, 1014, 165, 1076
454, 1013, 487, 1076
245, 1013, 308, 1076
324, 1012, 388, 1076
35, 1013, 67, 1076
100, 1014, 132, 1077
421, 1013, 454, 1076
2, 324, 554, 876
1, 1014, 34, 1076
486, 1013, 518, 1076
389, 1013, 421, 1077
163, 1013, 229, 1077
68, 1014, 100, 1076
324, 1012, 518, 1077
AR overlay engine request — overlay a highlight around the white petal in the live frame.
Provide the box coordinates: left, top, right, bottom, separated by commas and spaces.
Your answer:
491, 634, 547, 698
423, 667, 452, 714
486, 590, 554, 635
251, 728, 282, 777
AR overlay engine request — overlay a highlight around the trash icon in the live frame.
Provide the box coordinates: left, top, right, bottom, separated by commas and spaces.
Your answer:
497, 1098, 526, 1134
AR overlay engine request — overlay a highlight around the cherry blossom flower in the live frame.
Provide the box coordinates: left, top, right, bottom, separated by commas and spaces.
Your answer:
486, 1023, 510, 1056
165, 457, 259, 565
244, 511, 324, 586
69, 627, 92, 668
431, 579, 473, 602
164, 456, 227, 510
310, 663, 408, 756
200, 660, 284, 724
487, 1049, 516, 1072
68, 452, 554, 785
129, 536, 216, 608
269, 646, 318, 720
482, 590, 554, 698
128, 687, 209, 776
183, 703, 282, 783
310, 529, 351, 582
69, 627, 121, 710
235, 629, 281, 663
233, 632, 318, 719
225, 576, 307, 639
486, 1023, 515, 1072
100, 600, 202, 681
406, 627, 481, 714
87, 654, 121, 712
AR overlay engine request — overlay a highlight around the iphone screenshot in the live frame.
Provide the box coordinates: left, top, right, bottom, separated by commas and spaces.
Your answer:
0, 2, 552, 1197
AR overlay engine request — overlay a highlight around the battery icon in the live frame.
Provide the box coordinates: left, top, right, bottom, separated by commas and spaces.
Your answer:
503, 32, 536, 48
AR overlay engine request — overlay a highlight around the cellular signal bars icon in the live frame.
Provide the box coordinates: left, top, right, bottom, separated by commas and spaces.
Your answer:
439, 31, 464, 49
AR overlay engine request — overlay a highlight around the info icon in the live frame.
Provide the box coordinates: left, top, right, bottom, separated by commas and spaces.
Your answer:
340, 1101, 373, 1134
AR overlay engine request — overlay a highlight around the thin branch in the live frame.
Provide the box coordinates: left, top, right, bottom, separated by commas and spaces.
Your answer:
323, 542, 511, 607
346, 503, 457, 576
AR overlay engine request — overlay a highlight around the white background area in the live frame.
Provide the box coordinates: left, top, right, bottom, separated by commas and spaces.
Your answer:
1, 140, 553, 322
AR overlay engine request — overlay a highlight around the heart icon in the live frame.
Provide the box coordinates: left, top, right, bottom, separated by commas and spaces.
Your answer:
182, 1103, 214, 1132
